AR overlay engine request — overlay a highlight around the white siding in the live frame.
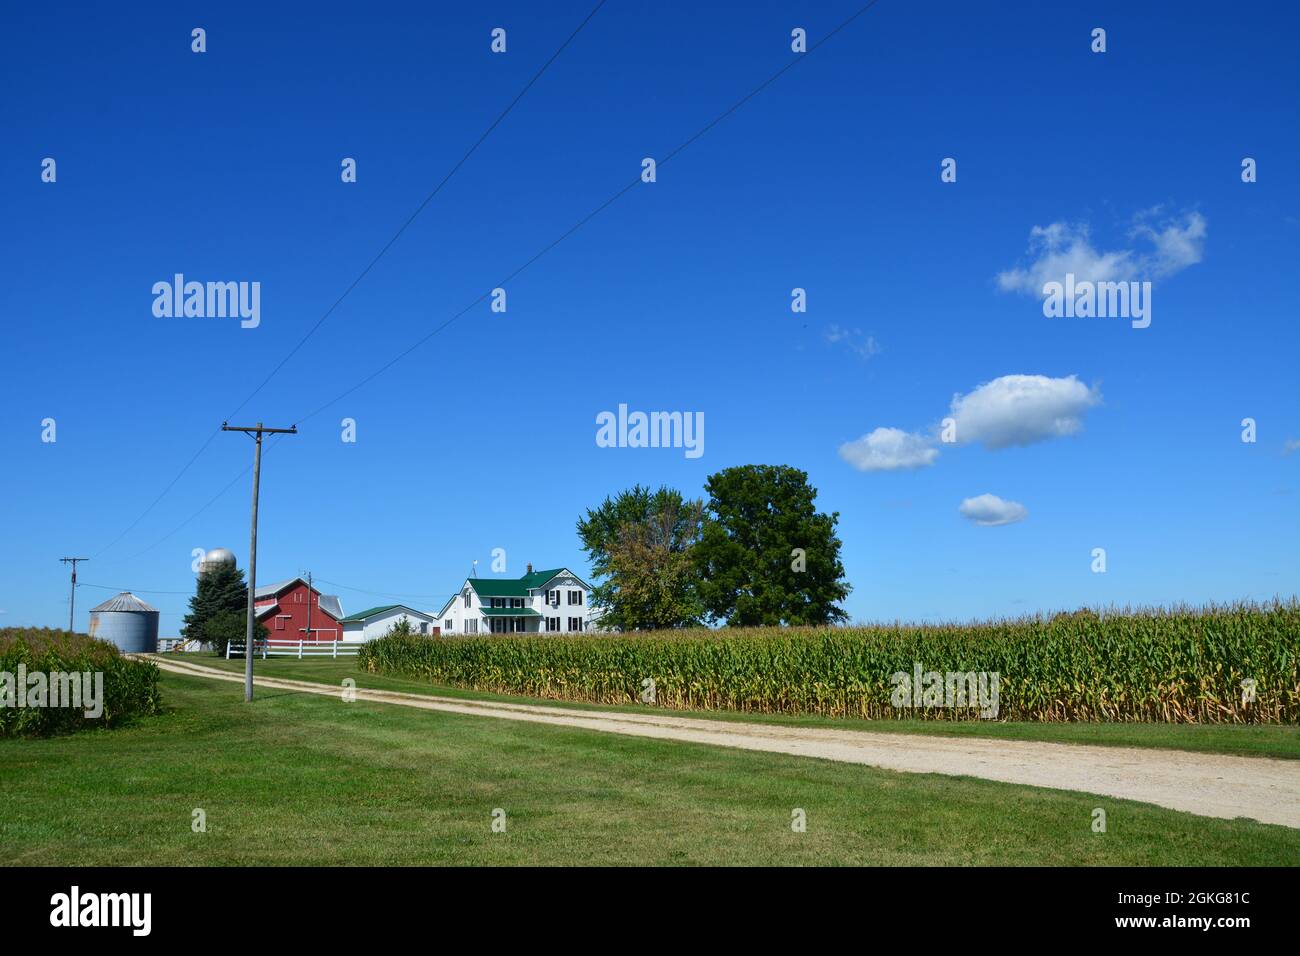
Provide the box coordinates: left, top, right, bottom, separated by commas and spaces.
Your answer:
342, 607, 436, 642
435, 571, 597, 635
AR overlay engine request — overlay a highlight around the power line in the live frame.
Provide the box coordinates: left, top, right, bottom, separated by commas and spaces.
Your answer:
77, 583, 194, 595
93, 430, 222, 557
224, 0, 610, 423
119, 463, 252, 562
311, 577, 447, 602
120, 429, 296, 563
110, 0, 890, 553
90, 2, 607, 558
288, 0, 887, 426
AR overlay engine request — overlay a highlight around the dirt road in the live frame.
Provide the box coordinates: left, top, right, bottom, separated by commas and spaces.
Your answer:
149, 655, 1300, 828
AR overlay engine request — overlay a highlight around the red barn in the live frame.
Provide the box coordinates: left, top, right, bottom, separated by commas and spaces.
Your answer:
253, 578, 345, 642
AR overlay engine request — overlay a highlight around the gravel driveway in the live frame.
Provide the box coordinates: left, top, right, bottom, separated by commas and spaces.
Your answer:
150, 656, 1300, 828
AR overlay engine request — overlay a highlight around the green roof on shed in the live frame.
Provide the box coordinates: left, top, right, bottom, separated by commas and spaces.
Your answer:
339, 604, 427, 623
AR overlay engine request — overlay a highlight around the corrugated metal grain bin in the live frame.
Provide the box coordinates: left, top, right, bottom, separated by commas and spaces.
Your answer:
87, 592, 160, 653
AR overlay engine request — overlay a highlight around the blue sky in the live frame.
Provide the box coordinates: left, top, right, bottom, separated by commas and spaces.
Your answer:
3, 0, 1297, 633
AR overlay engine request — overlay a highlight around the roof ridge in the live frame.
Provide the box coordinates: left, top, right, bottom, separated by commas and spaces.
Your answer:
338, 603, 435, 623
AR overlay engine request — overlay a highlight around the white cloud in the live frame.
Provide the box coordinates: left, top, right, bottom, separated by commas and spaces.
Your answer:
838, 427, 938, 472
948, 374, 1101, 450
959, 493, 1028, 527
1284, 438, 1300, 456
997, 211, 1206, 295
825, 325, 881, 360
840, 374, 1101, 474
1131, 207, 1207, 277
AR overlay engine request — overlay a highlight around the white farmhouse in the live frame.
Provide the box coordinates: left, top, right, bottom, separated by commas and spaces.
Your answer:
340, 604, 437, 642
436, 564, 597, 635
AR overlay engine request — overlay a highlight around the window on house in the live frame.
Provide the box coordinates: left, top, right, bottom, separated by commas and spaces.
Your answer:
464, 591, 471, 608
444, 618, 452, 631
491, 598, 504, 609
546, 616, 560, 632
419, 622, 428, 635
464, 618, 477, 634
275, 616, 285, 631
511, 597, 523, 608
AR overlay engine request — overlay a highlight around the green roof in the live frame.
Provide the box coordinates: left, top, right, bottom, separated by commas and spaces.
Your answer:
520, 567, 568, 589
480, 607, 541, 617
468, 569, 575, 597
468, 568, 590, 595
467, 579, 529, 597
339, 604, 427, 623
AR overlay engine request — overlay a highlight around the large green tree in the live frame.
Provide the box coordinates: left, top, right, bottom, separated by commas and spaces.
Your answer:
694, 465, 850, 626
576, 485, 706, 630
181, 560, 251, 651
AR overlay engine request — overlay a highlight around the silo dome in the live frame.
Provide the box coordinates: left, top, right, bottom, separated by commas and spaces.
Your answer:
200, 548, 237, 574
88, 592, 160, 653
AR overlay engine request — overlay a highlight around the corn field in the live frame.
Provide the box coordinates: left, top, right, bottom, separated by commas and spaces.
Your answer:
358, 603, 1300, 723
0, 628, 161, 737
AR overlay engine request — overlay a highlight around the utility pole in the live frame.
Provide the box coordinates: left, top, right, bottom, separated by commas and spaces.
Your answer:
223, 422, 297, 702
59, 557, 89, 633
304, 569, 313, 644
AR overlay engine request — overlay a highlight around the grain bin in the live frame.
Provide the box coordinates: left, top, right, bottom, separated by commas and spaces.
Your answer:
87, 592, 160, 653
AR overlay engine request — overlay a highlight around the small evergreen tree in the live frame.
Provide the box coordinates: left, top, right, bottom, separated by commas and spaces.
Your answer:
181, 561, 252, 651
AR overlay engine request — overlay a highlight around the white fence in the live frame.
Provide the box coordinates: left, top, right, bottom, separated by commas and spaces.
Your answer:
226, 638, 360, 659
158, 637, 208, 653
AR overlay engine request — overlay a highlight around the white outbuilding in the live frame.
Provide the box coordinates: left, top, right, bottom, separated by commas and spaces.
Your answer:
339, 604, 437, 642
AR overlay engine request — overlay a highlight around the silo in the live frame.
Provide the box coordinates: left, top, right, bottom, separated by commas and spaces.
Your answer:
199, 547, 237, 575
87, 592, 160, 653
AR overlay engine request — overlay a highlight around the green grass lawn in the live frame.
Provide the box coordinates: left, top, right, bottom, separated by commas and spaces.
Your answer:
1, 669, 1296, 866
192, 654, 1300, 760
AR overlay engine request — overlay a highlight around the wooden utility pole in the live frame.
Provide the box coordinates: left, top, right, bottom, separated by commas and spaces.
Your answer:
222, 422, 297, 702
59, 557, 89, 633
304, 569, 313, 645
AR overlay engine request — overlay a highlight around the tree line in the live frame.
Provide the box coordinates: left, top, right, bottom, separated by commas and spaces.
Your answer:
180, 464, 851, 645
577, 464, 851, 630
